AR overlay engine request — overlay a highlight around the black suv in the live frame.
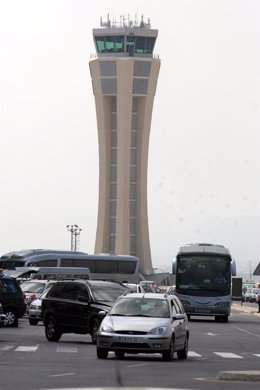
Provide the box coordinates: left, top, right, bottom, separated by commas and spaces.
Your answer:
42, 280, 130, 343
0, 275, 26, 326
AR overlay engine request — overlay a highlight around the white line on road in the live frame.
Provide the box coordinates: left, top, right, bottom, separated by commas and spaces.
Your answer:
126, 363, 149, 368
15, 345, 39, 352
231, 325, 260, 338
56, 347, 78, 353
214, 352, 243, 358
188, 351, 202, 357
50, 373, 75, 377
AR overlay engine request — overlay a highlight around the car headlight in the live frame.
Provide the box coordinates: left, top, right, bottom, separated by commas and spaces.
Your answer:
149, 326, 167, 335
100, 323, 114, 333
181, 300, 190, 307
215, 302, 230, 308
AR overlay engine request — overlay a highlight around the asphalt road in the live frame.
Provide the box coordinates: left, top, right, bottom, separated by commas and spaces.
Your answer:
0, 307, 260, 390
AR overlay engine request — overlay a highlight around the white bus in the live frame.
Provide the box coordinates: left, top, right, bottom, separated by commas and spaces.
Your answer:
0, 250, 140, 284
172, 243, 236, 322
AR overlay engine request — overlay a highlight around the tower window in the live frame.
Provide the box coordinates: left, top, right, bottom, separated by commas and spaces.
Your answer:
134, 61, 151, 77
133, 78, 148, 95
101, 78, 117, 94
100, 61, 116, 76
95, 36, 124, 53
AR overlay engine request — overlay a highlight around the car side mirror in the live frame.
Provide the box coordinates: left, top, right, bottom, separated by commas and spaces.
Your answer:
173, 314, 185, 321
98, 310, 107, 319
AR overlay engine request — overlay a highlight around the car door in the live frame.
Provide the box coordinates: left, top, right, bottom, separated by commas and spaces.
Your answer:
75, 284, 92, 330
170, 298, 185, 349
54, 283, 81, 328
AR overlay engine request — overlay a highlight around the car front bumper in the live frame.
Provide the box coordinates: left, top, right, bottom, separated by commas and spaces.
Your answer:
97, 333, 172, 354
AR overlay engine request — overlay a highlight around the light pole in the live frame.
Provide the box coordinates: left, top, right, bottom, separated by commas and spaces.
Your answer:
66, 224, 82, 251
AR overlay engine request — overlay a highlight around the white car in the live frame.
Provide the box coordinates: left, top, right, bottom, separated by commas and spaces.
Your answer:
28, 288, 50, 325
96, 293, 189, 361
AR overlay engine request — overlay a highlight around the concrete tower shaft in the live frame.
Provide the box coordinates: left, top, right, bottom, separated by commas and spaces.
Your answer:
89, 17, 160, 274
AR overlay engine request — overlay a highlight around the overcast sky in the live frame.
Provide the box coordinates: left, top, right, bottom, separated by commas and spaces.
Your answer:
0, 0, 259, 279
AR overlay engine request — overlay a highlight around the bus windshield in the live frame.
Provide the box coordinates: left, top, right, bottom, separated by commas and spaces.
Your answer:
176, 254, 231, 296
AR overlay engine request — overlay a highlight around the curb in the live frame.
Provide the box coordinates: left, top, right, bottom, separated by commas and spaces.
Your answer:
217, 370, 260, 382
231, 303, 260, 316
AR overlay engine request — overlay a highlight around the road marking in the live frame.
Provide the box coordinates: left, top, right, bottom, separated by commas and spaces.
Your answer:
50, 373, 75, 377
214, 352, 243, 359
188, 351, 202, 357
1, 346, 14, 351
15, 345, 39, 352
231, 325, 260, 338
253, 354, 260, 358
126, 363, 149, 368
206, 332, 219, 336
56, 347, 78, 353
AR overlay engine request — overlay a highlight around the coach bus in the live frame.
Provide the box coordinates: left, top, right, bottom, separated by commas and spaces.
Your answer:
0, 249, 140, 283
172, 243, 236, 322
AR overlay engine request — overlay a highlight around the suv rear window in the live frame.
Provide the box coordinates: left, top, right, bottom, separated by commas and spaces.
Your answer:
0, 278, 19, 293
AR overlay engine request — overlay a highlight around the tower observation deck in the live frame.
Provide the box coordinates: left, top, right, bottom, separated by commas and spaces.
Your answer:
89, 15, 160, 274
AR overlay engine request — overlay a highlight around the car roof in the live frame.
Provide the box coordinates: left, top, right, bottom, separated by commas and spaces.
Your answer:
52, 279, 128, 287
119, 293, 169, 300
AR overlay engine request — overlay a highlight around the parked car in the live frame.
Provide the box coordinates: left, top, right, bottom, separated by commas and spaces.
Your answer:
42, 280, 130, 343
28, 288, 51, 325
0, 275, 26, 326
96, 292, 189, 361
0, 302, 6, 326
20, 280, 56, 312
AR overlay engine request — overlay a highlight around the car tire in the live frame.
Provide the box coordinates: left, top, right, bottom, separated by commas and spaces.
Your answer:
97, 347, 108, 359
45, 316, 62, 342
177, 335, 188, 360
222, 315, 229, 323
91, 317, 101, 344
162, 337, 174, 361
29, 318, 39, 326
4, 309, 18, 327
115, 350, 125, 359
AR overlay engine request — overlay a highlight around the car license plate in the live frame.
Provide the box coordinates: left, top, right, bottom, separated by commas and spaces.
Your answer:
117, 336, 143, 343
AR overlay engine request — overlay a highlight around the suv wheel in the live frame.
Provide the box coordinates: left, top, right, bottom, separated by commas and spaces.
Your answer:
29, 318, 39, 326
115, 350, 125, 359
45, 316, 62, 342
4, 309, 18, 327
97, 347, 108, 359
91, 317, 101, 344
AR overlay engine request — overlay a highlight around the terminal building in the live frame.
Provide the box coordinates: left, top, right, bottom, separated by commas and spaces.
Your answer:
89, 15, 161, 275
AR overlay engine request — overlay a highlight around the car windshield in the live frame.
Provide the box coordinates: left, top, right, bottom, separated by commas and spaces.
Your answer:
20, 282, 46, 294
90, 285, 128, 303
110, 297, 170, 318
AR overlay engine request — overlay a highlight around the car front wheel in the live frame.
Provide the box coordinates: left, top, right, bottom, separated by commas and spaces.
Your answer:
177, 335, 189, 360
45, 316, 62, 342
162, 337, 174, 361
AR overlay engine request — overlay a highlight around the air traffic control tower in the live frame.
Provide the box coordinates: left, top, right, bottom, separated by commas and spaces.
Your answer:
89, 16, 160, 274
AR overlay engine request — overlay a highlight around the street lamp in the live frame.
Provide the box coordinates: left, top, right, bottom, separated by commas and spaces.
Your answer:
66, 224, 82, 251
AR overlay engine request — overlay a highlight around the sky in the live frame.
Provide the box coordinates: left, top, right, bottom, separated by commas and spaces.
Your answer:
0, 0, 259, 280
